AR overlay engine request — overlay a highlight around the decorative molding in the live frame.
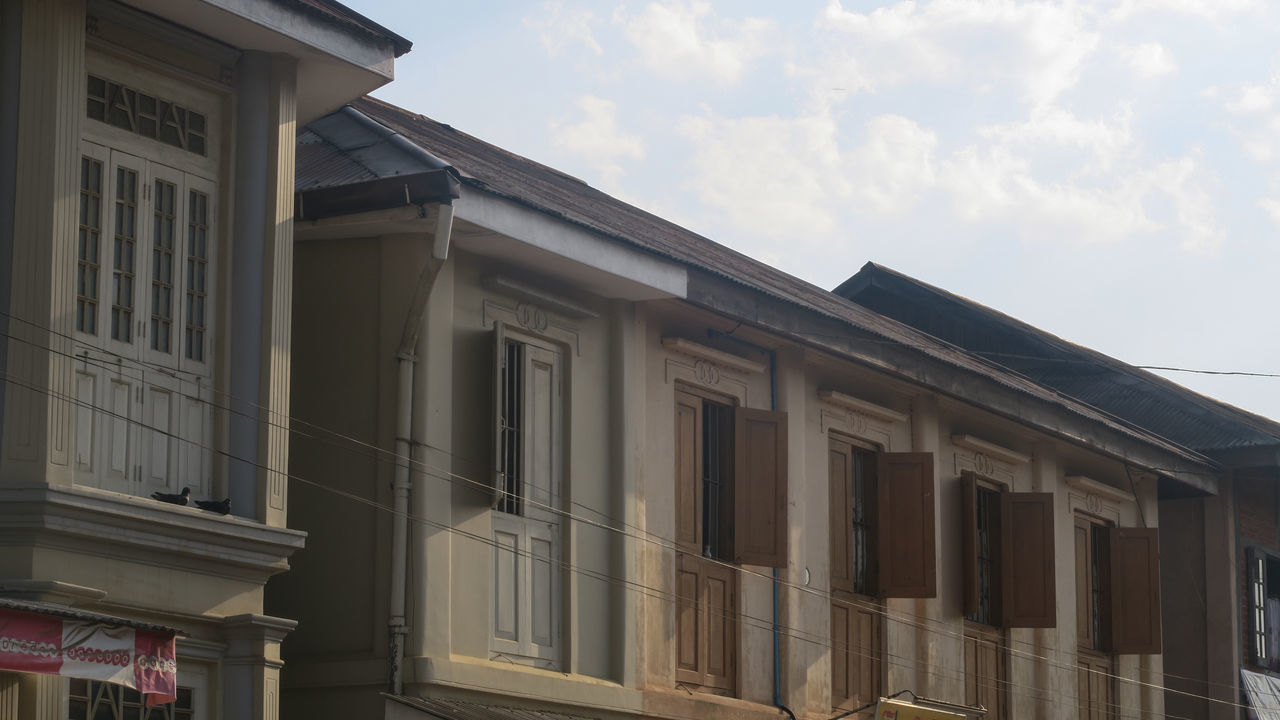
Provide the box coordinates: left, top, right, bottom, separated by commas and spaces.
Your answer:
1065, 475, 1135, 505
482, 275, 598, 319
665, 356, 748, 404
0, 486, 305, 585
953, 451, 1014, 485
483, 300, 581, 356
950, 435, 1031, 465
660, 337, 766, 375
818, 390, 908, 424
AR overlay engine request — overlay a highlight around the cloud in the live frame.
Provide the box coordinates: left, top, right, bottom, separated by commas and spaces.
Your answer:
1117, 42, 1177, 77
1106, 0, 1260, 22
617, 1, 773, 84
1224, 74, 1280, 115
816, 0, 1100, 108
677, 109, 845, 237
550, 96, 645, 186
524, 1, 603, 57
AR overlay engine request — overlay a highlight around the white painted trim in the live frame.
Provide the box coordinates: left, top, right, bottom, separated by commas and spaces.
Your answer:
661, 338, 765, 375
950, 434, 1031, 465
454, 191, 687, 299
1065, 475, 1136, 505
817, 390, 909, 424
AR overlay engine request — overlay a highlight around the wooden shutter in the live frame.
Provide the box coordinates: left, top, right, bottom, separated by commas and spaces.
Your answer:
1109, 527, 1161, 654
960, 472, 979, 616
1001, 492, 1056, 628
490, 324, 507, 507
830, 440, 855, 594
832, 597, 881, 708
675, 552, 703, 686
675, 553, 736, 693
674, 391, 703, 555
733, 407, 788, 568
875, 452, 936, 598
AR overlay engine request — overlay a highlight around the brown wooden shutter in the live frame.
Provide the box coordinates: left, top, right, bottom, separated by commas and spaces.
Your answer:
675, 552, 703, 686
830, 439, 854, 594
960, 472, 979, 616
733, 407, 788, 568
702, 559, 737, 692
875, 452, 936, 598
1001, 492, 1056, 628
490, 324, 507, 507
674, 391, 703, 555
1109, 527, 1161, 654
832, 597, 882, 708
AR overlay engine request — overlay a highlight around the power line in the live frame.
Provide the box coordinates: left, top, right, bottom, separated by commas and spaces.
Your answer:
0, 314, 1259, 713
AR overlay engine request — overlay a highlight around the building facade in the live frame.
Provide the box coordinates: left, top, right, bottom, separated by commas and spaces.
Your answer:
276, 98, 1214, 720
0, 1, 406, 717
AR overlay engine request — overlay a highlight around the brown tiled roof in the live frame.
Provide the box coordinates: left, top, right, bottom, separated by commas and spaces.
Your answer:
347, 96, 1215, 472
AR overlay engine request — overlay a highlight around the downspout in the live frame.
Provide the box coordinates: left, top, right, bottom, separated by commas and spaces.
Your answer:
389, 202, 454, 695
707, 329, 797, 720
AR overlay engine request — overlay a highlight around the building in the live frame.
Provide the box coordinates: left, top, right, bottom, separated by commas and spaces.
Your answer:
276, 97, 1220, 720
837, 261, 1280, 719
0, 0, 407, 717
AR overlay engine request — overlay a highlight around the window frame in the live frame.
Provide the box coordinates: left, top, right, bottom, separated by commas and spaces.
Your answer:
488, 325, 566, 668
828, 433, 884, 710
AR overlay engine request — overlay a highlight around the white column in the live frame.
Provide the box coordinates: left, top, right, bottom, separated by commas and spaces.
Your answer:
221, 613, 296, 720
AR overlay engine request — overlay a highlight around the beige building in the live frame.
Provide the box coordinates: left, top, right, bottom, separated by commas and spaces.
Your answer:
0, 0, 407, 717
279, 97, 1219, 720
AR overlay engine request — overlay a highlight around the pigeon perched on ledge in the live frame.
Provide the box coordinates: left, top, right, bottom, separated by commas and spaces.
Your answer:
151, 487, 190, 505
195, 497, 231, 515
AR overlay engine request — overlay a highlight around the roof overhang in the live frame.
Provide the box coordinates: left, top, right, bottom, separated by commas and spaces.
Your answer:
686, 268, 1220, 496
296, 171, 460, 221
118, 0, 405, 123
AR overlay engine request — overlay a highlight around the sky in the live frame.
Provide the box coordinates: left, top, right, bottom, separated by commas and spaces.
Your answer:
344, 0, 1280, 423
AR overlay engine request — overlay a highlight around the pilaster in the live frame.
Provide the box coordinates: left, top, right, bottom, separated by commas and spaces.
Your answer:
0, 672, 16, 720
221, 613, 296, 720
1, 0, 84, 487
15, 673, 61, 720
259, 54, 297, 528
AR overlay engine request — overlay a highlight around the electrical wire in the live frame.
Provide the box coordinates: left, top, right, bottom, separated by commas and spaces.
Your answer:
0, 316, 1261, 715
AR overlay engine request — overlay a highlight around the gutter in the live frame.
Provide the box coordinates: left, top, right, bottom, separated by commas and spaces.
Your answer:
388, 202, 454, 695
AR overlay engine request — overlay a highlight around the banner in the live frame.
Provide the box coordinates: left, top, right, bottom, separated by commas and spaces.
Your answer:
875, 698, 968, 720
0, 608, 176, 706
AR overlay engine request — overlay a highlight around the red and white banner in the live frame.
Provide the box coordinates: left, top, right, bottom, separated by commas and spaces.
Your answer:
0, 608, 176, 706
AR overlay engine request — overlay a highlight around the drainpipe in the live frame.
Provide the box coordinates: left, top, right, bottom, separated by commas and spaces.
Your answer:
707, 329, 797, 720
388, 203, 454, 695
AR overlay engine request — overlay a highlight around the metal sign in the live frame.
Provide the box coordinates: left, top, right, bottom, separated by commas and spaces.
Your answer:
875, 697, 969, 720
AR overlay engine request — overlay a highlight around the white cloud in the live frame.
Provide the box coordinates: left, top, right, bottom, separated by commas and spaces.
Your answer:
1225, 74, 1280, 115
977, 105, 1133, 173
1259, 197, 1280, 228
1117, 42, 1177, 77
1106, 0, 1260, 22
617, 1, 773, 84
846, 115, 939, 213
816, 0, 1100, 108
524, 1, 603, 57
677, 109, 845, 237
550, 96, 645, 186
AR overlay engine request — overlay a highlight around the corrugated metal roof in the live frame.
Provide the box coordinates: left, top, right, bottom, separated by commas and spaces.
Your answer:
387, 695, 601, 720
836, 262, 1280, 453
297, 106, 454, 192
0, 598, 181, 635
341, 97, 1215, 473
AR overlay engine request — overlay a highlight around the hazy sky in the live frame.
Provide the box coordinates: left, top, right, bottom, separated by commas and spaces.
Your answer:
344, 0, 1280, 423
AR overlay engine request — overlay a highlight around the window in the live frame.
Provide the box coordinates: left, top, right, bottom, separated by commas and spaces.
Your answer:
827, 439, 935, 709
1075, 516, 1115, 720
490, 329, 563, 667
68, 679, 194, 720
1248, 548, 1280, 669
828, 437, 882, 709
1074, 514, 1161, 719
960, 472, 1056, 628
74, 115, 217, 503
673, 388, 787, 694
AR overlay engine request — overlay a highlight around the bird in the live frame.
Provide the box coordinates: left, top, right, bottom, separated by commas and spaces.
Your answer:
195, 497, 231, 515
151, 487, 190, 505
